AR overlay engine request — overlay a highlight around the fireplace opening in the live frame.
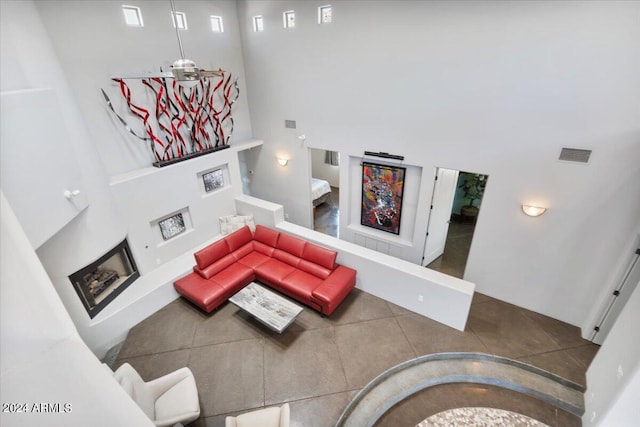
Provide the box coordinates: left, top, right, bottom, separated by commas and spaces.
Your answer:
69, 239, 139, 319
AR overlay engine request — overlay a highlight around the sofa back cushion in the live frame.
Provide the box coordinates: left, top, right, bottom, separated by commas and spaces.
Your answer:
272, 233, 307, 268
233, 242, 254, 260
296, 243, 337, 279
302, 243, 337, 271
276, 233, 307, 257
254, 225, 280, 248
194, 239, 230, 270
254, 241, 276, 256
195, 253, 236, 279
225, 226, 253, 252
273, 250, 302, 268
297, 260, 333, 279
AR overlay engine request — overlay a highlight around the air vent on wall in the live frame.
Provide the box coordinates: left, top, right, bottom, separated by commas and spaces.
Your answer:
559, 147, 592, 164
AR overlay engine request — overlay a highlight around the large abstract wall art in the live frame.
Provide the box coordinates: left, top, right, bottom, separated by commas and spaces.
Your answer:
361, 162, 406, 235
102, 72, 239, 167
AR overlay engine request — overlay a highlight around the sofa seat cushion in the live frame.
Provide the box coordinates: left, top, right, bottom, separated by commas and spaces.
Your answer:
280, 270, 324, 302
211, 263, 255, 292
174, 274, 227, 313
236, 251, 271, 269
254, 258, 297, 285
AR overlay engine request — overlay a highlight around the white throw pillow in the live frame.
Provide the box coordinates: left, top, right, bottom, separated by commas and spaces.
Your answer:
219, 214, 255, 235
236, 215, 255, 232
219, 215, 232, 235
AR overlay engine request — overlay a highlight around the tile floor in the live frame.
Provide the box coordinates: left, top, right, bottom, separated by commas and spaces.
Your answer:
114, 289, 598, 427
314, 186, 339, 238
426, 220, 476, 279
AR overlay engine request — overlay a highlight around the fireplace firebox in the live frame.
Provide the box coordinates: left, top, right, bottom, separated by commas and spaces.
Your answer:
69, 239, 139, 319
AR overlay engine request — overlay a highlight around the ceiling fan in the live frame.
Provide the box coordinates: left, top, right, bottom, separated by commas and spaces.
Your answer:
111, 0, 223, 86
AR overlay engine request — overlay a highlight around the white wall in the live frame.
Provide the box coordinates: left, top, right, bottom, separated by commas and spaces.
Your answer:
110, 142, 254, 275
35, 0, 253, 177
311, 147, 340, 187
584, 279, 640, 426
1, 0, 254, 358
237, 0, 640, 328
66, 142, 259, 358
592, 367, 640, 427
1, 192, 154, 427
1, 0, 131, 357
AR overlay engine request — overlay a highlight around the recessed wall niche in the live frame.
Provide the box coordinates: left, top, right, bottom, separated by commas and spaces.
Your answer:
198, 164, 230, 197
69, 239, 139, 319
151, 208, 193, 247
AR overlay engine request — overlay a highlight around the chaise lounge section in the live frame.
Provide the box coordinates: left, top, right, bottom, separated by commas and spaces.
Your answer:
174, 225, 356, 316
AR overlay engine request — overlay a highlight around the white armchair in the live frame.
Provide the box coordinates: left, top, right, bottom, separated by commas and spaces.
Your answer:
225, 403, 290, 427
113, 363, 200, 427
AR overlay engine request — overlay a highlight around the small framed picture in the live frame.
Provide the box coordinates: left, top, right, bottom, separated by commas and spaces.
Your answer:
159, 213, 186, 240
203, 169, 224, 192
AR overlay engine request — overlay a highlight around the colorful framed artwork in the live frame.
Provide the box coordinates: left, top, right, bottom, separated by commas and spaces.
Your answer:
203, 169, 224, 192
361, 162, 406, 235
159, 213, 186, 240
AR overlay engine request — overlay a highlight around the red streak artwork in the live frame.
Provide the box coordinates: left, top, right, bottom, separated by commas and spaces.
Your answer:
104, 72, 239, 167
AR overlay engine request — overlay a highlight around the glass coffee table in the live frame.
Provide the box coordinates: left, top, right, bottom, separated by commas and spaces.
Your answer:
228, 282, 303, 333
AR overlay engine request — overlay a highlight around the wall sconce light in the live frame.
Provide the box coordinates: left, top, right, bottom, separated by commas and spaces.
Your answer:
277, 157, 289, 167
522, 204, 547, 217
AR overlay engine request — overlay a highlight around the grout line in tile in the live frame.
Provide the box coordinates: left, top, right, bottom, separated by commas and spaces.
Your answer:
329, 325, 351, 394
466, 323, 492, 355
393, 314, 419, 359
517, 343, 597, 362
261, 337, 266, 407
116, 345, 191, 361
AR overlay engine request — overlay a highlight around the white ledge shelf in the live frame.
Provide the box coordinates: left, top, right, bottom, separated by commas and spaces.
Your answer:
109, 139, 263, 185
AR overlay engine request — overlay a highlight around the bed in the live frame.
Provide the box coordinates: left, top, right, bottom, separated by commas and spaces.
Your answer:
311, 178, 332, 207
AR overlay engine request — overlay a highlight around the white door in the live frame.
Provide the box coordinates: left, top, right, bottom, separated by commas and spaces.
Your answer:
422, 168, 459, 267
591, 244, 640, 345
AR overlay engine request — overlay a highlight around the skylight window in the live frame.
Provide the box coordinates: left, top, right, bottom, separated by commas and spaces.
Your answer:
283, 10, 295, 29
122, 5, 143, 27
253, 15, 264, 32
319, 5, 332, 24
172, 11, 188, 30
210, 15, 224, 33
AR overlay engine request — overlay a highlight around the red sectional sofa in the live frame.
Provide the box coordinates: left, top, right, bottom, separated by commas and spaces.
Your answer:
174, 225, 357, 316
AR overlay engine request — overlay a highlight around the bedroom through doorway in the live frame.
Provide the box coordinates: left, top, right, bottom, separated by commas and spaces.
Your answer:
309, 148, 340, 238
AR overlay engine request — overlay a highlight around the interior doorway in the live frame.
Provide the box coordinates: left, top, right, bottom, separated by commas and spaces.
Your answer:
422, 168, 488, 279
309, 148, 340, 237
